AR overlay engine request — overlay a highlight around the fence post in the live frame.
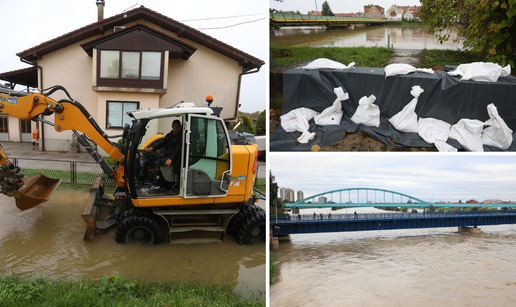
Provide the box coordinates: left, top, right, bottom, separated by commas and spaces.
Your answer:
71, 161, 75, 186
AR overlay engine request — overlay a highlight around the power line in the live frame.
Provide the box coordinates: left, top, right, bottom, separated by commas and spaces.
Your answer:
196, 18, 265, 30
179, 13, 264, 22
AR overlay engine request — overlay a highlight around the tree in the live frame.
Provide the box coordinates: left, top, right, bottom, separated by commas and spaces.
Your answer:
231, 114, 255, 135
428, 204, 436, 212
270, 170, 278, 202
419, 0, 516, 67
411, 209, 418, 213
321, 1, 335, 16
255, 110, 266, 136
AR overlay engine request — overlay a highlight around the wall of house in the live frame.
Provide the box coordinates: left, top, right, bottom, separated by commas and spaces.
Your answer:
364, 6, 382, 19
141, 20, 243, 120
38, 41, 97, 152
32, 19, 247, 154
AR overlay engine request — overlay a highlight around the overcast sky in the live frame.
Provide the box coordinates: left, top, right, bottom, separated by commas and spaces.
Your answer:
0, 0, 267, 113
270, 0, 422, 14
271, 154, 516, 203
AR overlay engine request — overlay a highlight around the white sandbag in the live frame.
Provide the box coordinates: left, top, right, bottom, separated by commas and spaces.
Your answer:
482, 103, 513, 149
298, 130, 316, 143
449, 119, 485, 152
280, 107, 319, 144
350, 95, 380, 127
303, 58, 355, 70
435, 140, 458, 152
417, 117, 451, 146
388, 85, 424, 133
314, 87, 349, 125
448, 62, 512, 82
384, 63, 434, 77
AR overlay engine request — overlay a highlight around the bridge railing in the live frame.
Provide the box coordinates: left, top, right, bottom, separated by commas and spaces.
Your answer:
272, 210, 516, 223
270, 12, 384, 23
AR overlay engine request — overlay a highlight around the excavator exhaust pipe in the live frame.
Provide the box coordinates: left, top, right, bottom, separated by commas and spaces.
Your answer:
13, 174, 61, 211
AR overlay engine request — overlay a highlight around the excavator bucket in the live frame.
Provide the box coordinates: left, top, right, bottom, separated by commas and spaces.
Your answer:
13, 174, 61, 211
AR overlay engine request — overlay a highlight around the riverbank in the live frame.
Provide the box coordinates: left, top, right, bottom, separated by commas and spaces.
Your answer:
269, 47, 494, 152
0, 274, 263, 307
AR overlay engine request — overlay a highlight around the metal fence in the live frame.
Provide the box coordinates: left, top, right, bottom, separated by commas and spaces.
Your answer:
11, 157, 266, 188
273, 210, 516, 223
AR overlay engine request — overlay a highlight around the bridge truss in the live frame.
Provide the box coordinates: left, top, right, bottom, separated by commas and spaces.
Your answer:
288, 188, 514, 208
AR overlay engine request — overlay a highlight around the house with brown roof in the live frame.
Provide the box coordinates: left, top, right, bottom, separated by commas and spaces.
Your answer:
364, 5, 385, 19
0, 2, 263, 152
307, 11, 323, 16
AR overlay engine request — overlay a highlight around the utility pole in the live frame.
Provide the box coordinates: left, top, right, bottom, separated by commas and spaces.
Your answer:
314, 0, 318, 14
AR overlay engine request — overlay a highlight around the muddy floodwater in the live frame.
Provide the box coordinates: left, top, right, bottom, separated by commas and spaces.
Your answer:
271, 208, 516, 306
270, 24, 464, 50
0, 186, 265, 299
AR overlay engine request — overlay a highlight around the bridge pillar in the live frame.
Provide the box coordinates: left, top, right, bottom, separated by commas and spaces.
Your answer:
271, 237, 280, 249
458, 226, 481, 234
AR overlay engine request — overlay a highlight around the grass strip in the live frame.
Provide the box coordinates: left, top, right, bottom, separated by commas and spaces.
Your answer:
0, 274, 263, 307
419, 49, 485, 69
271, 46, 394, 67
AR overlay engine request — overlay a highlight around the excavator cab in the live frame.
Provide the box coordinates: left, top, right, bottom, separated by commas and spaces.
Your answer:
126, 104, 232, 201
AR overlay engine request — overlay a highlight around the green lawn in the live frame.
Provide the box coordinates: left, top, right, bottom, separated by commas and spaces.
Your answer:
271, 46, 394, 67
0, 275, 263, 307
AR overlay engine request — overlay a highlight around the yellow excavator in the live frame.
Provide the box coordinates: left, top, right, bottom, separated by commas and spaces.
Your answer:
0, 85, 265, 244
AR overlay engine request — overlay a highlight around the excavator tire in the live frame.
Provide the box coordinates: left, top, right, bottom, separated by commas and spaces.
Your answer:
236, 209, 266, 244
115, 215, 163, 244
227, 204, 262, 235
119, 207, 156, 222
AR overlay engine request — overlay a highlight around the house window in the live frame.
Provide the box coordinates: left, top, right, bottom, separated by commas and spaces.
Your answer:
122, 52, 140, 79
98, 50, 163, 88
100, 50, 119, 79
106, 101, 139, 129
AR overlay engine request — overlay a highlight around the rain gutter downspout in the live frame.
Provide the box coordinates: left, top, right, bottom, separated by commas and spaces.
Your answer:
20, 57, 44, 151
233, 66, 261, 121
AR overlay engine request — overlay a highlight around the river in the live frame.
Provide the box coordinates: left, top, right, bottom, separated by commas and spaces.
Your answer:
270, 24, 464, 50
270, 208, 516, 306
0, 186, 265, 299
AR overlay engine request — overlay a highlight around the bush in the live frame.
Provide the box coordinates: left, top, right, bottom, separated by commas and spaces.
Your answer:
411, 209, 418, 213
255, 110, 266, 136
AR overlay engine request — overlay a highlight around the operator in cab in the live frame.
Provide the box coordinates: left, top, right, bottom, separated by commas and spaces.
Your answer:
145, 119, 182, 190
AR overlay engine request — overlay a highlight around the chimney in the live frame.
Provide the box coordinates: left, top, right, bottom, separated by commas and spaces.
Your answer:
96, 0, 105, 22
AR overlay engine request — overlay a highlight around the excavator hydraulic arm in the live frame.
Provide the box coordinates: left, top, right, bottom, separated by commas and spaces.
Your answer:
0, 87, 125, 210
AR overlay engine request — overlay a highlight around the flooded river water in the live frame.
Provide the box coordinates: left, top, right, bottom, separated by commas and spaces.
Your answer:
0, 186, 265, 299
270, 24, 464, 50
271, 208, 516, 306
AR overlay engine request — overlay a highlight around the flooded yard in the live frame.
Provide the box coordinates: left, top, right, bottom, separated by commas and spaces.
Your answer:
0, 185, 265, 298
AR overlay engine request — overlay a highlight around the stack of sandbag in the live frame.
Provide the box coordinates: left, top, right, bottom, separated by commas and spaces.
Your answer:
351, 95, 381, 127
302, 58, 355, 70
448, 62, 511, 82
449, 119, 485, 152
280, 108, 319, 143
482, 103, 513, 149
388, 85, 424, 133
384, 63, 434, 77
314, 87, 349, 125
417, 118, 457, 152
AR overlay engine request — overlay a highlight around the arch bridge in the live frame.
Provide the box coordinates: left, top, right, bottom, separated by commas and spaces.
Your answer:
289, 188, 513, 208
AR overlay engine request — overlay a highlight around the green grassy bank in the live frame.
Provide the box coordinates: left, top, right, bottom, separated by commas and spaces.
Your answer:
0, 275, 263, 307
271, 46, 394, 67
271, 46, 490, 69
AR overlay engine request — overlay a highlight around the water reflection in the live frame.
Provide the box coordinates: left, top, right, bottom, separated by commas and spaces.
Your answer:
271, 24, 464, 50
0, 186, 265, 298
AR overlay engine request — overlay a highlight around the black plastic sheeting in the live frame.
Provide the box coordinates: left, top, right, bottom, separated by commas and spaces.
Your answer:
271, 65, 516, 151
